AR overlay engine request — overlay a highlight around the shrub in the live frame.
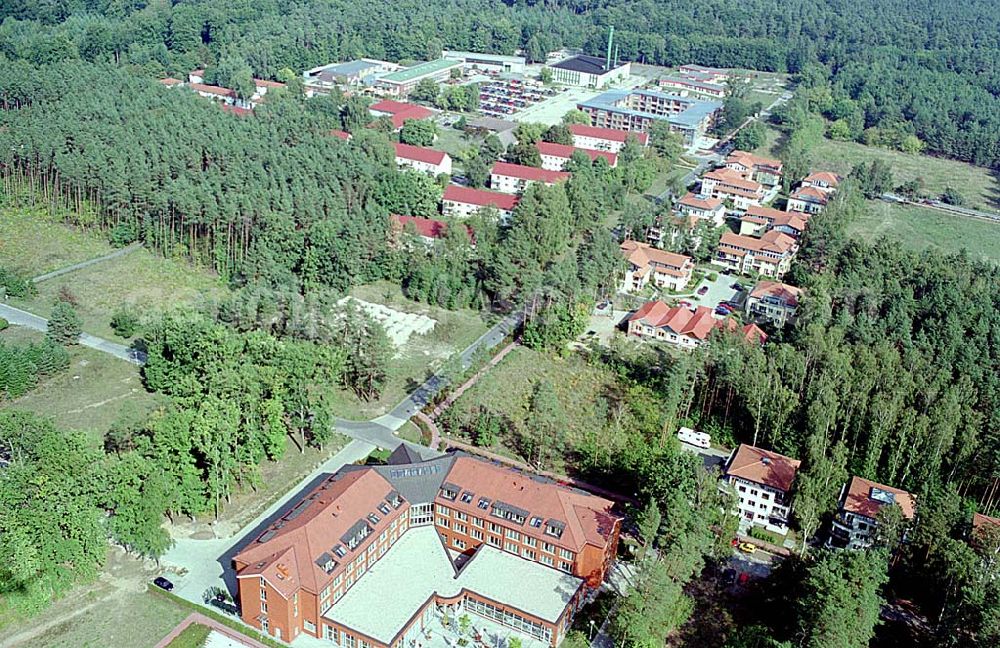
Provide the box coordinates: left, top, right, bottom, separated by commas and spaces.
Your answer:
707, 272, 719, 281
0, 266, 35, 299
0, 317, 7, 331
110, 304, 140, 338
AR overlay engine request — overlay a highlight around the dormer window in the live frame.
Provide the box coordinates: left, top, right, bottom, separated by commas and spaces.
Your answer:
333, 545, 347, 558
477, 497, 491, 510
367, 513, 381, 525
378, 503, 391, 516
545, 519, 565, 539
529, 517, 543, 528
461, 491, 474, 504
440, 482, 460, 501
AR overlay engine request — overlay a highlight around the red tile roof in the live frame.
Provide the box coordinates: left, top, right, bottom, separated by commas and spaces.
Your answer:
254, 79, 286, 89
233, 469, 402, 597
726, 444, 801, 492
719, 230, 797, 256
189, 83, 236, 98
703, 168, 764, 195
745, 205, 787, 221
490, 161, 570, 184
620, 240, 692, 277
370, 100, 434, 129
568, 123, 648, 146
443, 185, 519, 211
726, 151, 783, 173
678, 192, 723, 211
841, 476, 916, 520
790, 186, 830, 204
329, 129, 352, 140
536, 141, 617, 166
750, 280, 802, 307
394, 142, 448, 166
973, 512, 1000, 532
630, 302, 717, 341
393, 215, 448, 239
804, 171, 841, 187
715, 318, 768, 345
159, 77, 183, 86
437, 456, 619, 553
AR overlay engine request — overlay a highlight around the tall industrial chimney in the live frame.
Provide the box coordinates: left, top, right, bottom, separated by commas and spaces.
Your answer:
605, 26, 615, 71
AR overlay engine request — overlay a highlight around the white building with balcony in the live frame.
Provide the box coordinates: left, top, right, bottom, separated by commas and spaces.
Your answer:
723, 444, 801, 535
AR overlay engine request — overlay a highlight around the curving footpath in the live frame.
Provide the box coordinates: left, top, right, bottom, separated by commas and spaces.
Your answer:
0, 302, 145, 364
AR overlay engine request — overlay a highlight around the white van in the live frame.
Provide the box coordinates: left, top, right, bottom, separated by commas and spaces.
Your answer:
677, 426, 710, 449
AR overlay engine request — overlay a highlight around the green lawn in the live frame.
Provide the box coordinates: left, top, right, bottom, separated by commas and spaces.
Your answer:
0, 327, 163, 442
0, 207, 113, 277
12, 247, 227, 341
444, 346, 618, 472
434, 126, 480, 163
166, 623, 212, 648
754, 127, 1000, 212
848, 201, 1000, 264
327, 281, 492, 420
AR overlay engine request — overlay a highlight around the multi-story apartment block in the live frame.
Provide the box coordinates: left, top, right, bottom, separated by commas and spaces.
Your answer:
700, 169, 766, 212
567, 124, 648, 153
716, 230, 798, 278
725, 151, 783, 187
489, 162, 570, 194
658, 76, 726, 98
800, 171, 841, 193
745, 280, 803, 327
375, 58, 463, 97
233, 448, 620, 647
738, 206, 808, 239
829, 476, 916, 550
536, 141, 618, 171
620, 240, 694, 292
723, 444, 801, 535
675, 192, 725, 226
786, 186, 830, 215
677, 64, 730, 84
627, 302, 717, 348
442, 185, 519, 221
394, 143, 452, 176
576, 89, 721, 147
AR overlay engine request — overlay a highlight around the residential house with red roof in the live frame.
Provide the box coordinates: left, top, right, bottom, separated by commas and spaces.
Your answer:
627, 302, 765, 348
725, 151, 783, 187
745, 280, 803, 327
568, 123, 648, 153
675, 192, 725, 226
723, 444, 802, 534
233, 449, 620, 646
678, 64, 729, 84
786, 185, 831, 215
442, 185, 519, 221
391, 215, 473, 248
716, 230, 798, 278
394, 143, 452, 176
536, 141, 618, 171
700, 168, 766, 212
620, 240, 694, 292
801, 171, 841, 193
829, 477, 917, 550
739, 205, 809, 239
158, 77, 183, 87
369, 100, 434, 130
328, 129, 352, 141
489, 162, 570, 194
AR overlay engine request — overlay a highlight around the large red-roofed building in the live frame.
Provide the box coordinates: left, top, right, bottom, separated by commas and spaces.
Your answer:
370, 100, 434, 130
489, 162, 570, 194
536, 141, 617, 171
829, 476, 916, 550
442, 185, 519, 220
232, 450, 620, 646
394, 142, 452, 176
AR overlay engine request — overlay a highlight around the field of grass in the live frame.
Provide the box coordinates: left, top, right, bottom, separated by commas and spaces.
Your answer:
11, 247, 227, 341
166, 623, 211, 648
754, 127, 1000, 211
848, 201, 1000, 263
433, 126, 480, 163
0, 207, 113, 277
327, 281, 492, 420
0, 327, 164, 441
445, 346, 618, 471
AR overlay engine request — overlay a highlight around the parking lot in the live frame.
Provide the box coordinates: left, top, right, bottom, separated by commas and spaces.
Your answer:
478, 77, 559, 119
682, 269, 745, 312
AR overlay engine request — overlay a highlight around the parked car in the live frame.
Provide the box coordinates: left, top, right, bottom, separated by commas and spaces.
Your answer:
738, 542, 757, 555
678, 300, 693, 308
715, 306, 731, 315
697, 286, 709, 296
153, 576, 174, 591
731, 283, 744, 291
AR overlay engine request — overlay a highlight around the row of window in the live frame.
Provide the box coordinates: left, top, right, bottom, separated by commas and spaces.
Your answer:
465, 597, 553, 643
443, 533, 574, 573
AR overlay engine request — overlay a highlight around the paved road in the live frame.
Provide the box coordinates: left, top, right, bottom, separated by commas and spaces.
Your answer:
0, 303, 145, 364
32, 242, 142, 283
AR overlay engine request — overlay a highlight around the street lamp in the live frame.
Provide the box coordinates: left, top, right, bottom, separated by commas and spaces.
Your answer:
589, 620, 595, 641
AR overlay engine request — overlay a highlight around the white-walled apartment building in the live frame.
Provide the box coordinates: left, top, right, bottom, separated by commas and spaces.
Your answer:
739, 206, 808, 239
725, 151, 783, 187
567, 124, 648, 153
745, 280, 803, 327
700, 169, 765, 212
489, 162, 570, 194
829, 477, 916, 550
723, 444, 801, 535
535, 142, 618, 171
620, 240, 694, 292
675, 192, 725, 227
394, 143, 453, 176
442, 186, 519, 221
716, 230, 798, 278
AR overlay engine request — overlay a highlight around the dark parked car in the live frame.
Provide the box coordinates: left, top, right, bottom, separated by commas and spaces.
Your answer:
697, 286, 709, 295
731, 283, 744, 291
153, 576, 174, 592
